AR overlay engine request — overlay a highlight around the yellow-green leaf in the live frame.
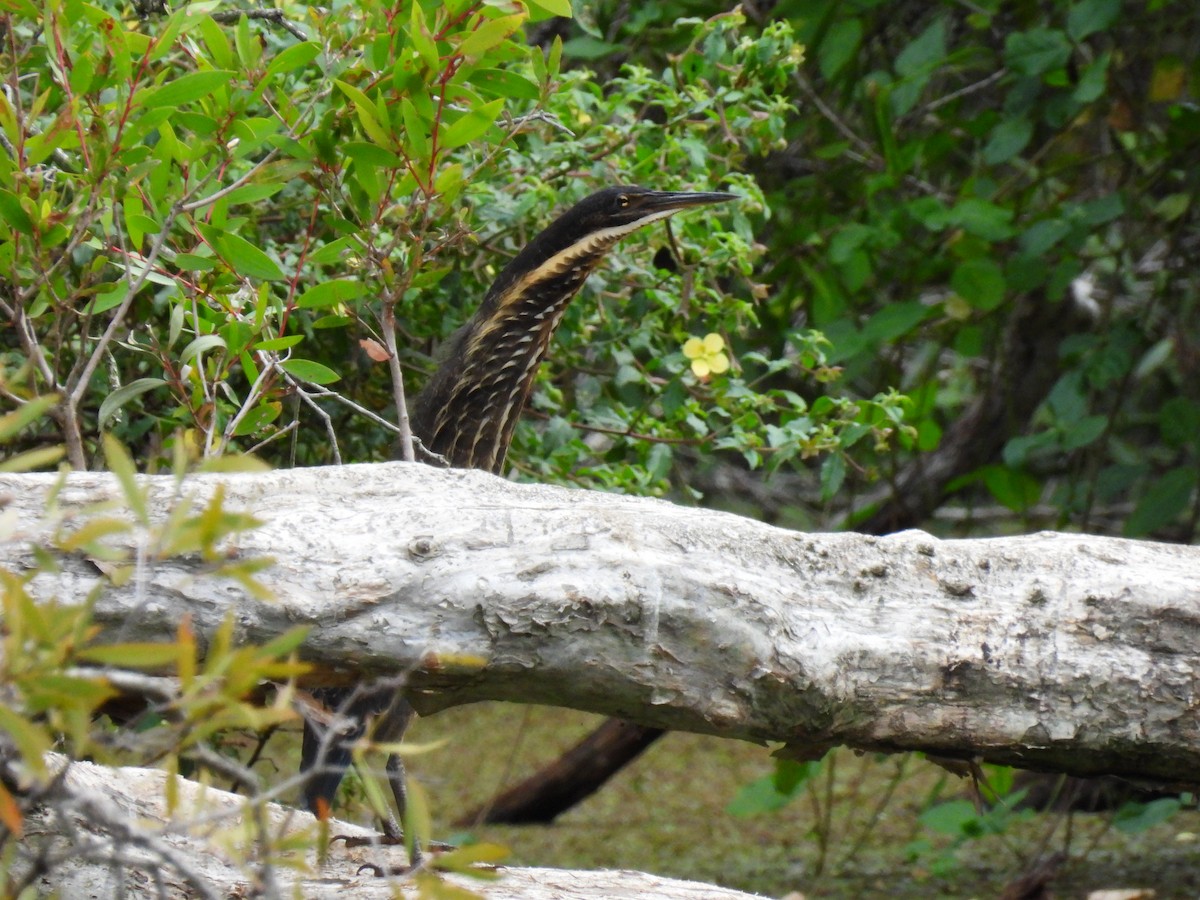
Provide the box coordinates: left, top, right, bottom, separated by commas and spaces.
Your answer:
0, 394, 58, 441
409, 3, 440, 70
103, 434, 147, 524
0, 445, 65, 473
76, 642, 182, 669
441, 98, 504, 149
459, 14, 525, 59
58, 516, 133, 552
334, 80, 394, 147
0, 705, 51, 778
435, 841, 510, 873
255, 625, 310, 660
264, 41, 321, 80
528, 0, 573, 19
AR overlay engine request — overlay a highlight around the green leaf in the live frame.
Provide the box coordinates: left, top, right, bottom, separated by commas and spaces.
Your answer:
99, 378, 166, 428
408, 3, 439, 70
138, 70, 236, 110
279, 358, 340, 384
232, 401, 282, 436
208, 229, 286, 281
919, 799, 979, 836
1004, 28, 1071, 77
221, 183, 285, 206
1019, 219, 1071, 256
819, 453, 845, 501
895, 17, 946, 75
862, 301, 931, 343
982, 117, 1032, 164
468, 68, 541, 100
264, 41, 321, 80
951, 258, 1005, 310
1113, 797, 1181, 834
891, 17, 946, 116
1081, 193, 1124, 225
1074, 52, 1111, 103
0, 706, 50, 778
296, 279, 366, 308
727, 760, 818, 817
334, 80, 394, 147
181, 334, 227, 362
726, 775, 794, 816
980, 465, 1041, 512
0, 446, 65, 473
1067, 0, 1121, 42
948, 199, 1015, 241
819, 17, 863, 80
197, 15, 233, 68
527, 0, 572, 17
561, 35, 621, 60
0, 190, 33, 233
255, 625, 311, 660
1124, 467, 1197, 537
344, 141, 403, 168
87, 288, 126, 315
400, 97, 430, 161
1061, 414, 1108, 451
254, 335, 304, 351
77, 642, 182, 669
307, 237, 360, 267
0, 394, 59, 441
103, 434, 147, 524
441, 98, 504, 149
175, 253, 217, 271
1159, 397, 1200, 448
459, 14, 525, 59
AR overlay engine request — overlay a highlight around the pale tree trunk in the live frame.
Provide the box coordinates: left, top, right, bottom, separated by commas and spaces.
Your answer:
4, 462, 1199, 895
2, 462, 1197, 781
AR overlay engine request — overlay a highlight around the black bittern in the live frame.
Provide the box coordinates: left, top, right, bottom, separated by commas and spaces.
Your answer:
299, 185, 735, 857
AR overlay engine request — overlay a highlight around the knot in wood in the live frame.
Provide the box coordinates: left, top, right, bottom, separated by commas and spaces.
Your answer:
407, 535, 440, 561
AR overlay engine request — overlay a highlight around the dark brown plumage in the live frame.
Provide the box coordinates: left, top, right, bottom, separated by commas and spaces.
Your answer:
411, 186, 735, 472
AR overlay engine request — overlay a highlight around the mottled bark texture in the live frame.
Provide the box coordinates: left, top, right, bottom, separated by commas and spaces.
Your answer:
2, 463, 1198, 781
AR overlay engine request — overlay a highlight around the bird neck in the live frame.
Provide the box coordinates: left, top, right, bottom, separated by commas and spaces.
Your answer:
410, 235, 621, 473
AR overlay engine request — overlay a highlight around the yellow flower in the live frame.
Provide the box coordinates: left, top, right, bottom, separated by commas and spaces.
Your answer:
683, 332, 730, 379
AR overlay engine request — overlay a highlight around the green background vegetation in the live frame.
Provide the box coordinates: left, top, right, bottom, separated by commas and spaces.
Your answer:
2, 0, 1199, 896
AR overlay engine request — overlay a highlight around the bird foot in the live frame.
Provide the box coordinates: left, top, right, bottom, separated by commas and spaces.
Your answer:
331, 833, 455, 852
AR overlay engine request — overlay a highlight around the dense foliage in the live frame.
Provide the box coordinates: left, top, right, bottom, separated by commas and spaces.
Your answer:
1, 0, 908, 502
2, 0, 1198, 895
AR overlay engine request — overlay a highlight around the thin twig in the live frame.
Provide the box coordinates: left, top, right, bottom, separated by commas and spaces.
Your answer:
244, 419, 299, 456
216, 350, 280, 456
180, 150, 281, 214
296, 385, 403, 436
381, 302, 415, 462
211, 8, 306, 42
276, 370, 342, 464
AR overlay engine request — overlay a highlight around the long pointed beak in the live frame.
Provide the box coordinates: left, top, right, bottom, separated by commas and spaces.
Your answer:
643, 190, 738, 212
